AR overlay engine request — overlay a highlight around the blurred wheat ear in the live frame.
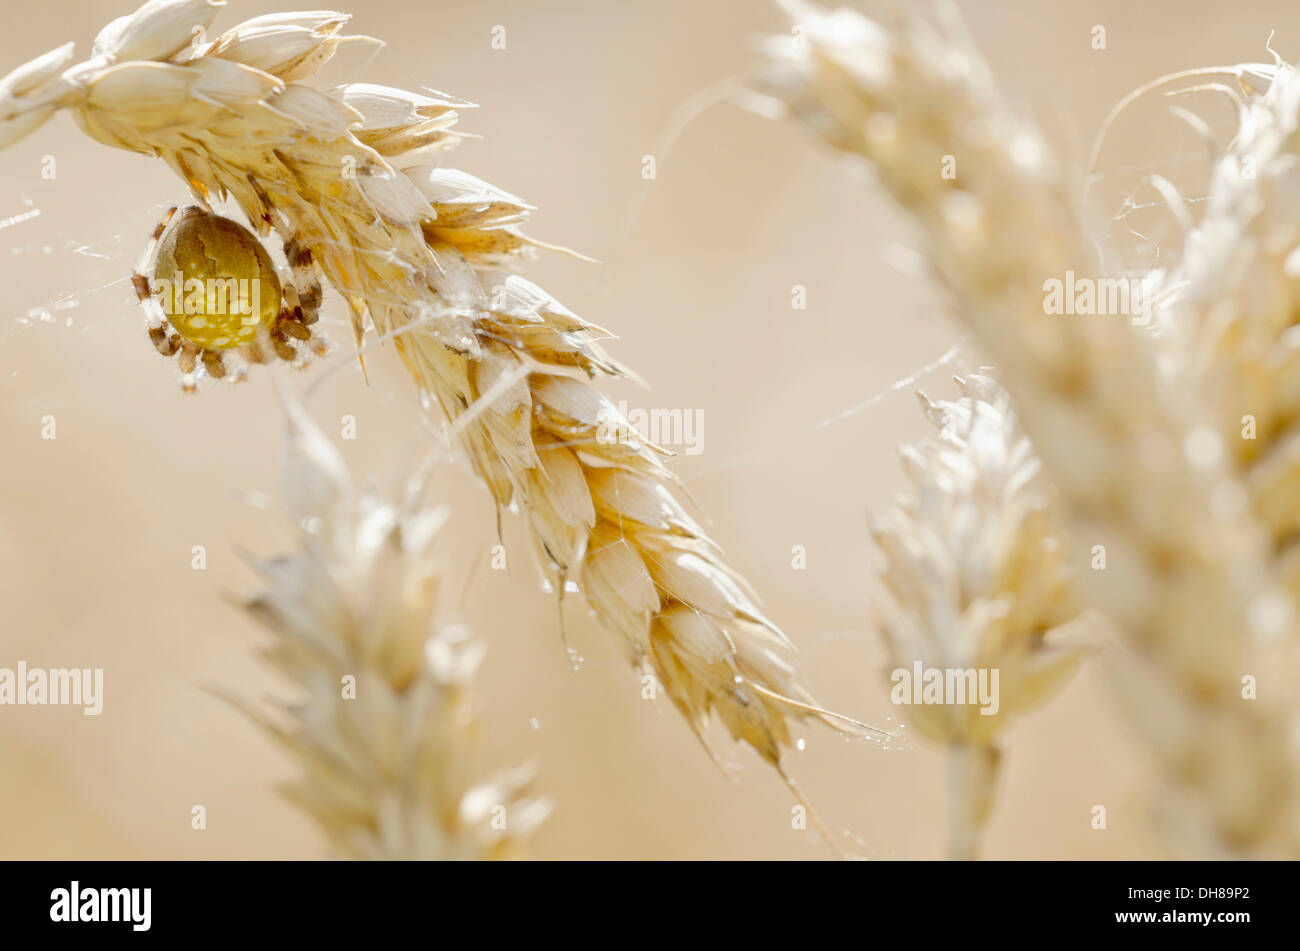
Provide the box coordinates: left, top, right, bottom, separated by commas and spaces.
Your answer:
0, 0, 882, 847
1135, 57, 1300, 610
228, 391, 549, 859
871, 371, 1087, 858
753, 0, 1300, 856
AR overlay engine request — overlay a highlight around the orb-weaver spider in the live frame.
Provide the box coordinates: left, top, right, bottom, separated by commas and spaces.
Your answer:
132, 206, 327, 391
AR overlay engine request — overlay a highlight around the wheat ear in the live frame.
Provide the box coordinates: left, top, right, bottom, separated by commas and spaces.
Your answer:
0, 1, 878, 798
1136, 58, 1300, 610
233, 391, 549, 859
754, 0, 1300, 855
871, 370, 1086, 858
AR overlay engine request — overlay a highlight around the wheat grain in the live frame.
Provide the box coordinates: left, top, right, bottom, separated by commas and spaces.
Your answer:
754, 0, 1300, 855
871, 370, 1085, 858
235, 392, 549, 859
0, 0, 877, 814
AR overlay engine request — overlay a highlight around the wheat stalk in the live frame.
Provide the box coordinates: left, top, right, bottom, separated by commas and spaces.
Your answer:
234, 392, 549, 859
0, 0, 878, 823
753, 0, 1300, 855
871, 370, 1085, 858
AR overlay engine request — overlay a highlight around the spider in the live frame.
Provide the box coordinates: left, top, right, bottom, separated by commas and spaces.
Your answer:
132, 206, 327, 391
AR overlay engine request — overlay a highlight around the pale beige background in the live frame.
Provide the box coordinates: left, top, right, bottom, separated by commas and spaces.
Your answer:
0, 0, 1292, 859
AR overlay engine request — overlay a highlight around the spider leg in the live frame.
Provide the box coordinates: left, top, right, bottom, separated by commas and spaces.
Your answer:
138, 288, 181, 357
201, 349, 228, 380
139, 207, 177, 261
284, 236, 323, 326
268, 233, 329, 362
177, 341, 201, 394
133, 207, 184, 358
243, 338, 270, 364
270, 329, 297, 362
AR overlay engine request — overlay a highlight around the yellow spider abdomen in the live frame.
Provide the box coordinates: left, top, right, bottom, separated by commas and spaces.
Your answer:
151, 208, 282, 350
